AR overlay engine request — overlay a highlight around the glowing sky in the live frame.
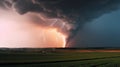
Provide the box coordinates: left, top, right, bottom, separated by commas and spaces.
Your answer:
1, 0, 120, 48
0, 10, 66, 48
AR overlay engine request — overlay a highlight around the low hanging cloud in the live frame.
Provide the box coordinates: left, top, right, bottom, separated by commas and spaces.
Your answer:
1, 0, 120, 47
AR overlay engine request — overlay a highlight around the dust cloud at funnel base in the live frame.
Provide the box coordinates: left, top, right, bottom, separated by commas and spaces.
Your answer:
0, 10, 67, 48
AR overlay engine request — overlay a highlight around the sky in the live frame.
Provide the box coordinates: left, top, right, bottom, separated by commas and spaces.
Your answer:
72, 9, 120, 47
0, 0, 120, 48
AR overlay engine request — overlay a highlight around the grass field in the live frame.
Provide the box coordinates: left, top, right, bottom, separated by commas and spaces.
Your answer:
0, 49, 120, 67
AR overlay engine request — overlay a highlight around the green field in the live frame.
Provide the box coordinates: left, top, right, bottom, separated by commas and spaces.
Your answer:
1, 50, 120, 67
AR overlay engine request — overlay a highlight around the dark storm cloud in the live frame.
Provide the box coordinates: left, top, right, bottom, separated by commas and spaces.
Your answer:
12, 0, 120, 22
1, 0, 120, 47
0, 0, 10, 9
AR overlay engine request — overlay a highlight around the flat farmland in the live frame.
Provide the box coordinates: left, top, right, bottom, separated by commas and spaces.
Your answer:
0, 49, 120, 67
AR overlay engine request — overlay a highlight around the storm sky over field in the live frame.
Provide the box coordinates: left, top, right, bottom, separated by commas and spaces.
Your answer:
0, 0, 120, 48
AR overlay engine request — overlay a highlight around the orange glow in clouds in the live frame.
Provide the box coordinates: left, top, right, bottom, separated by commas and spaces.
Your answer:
0, 10, 67, 48
36, 28, 66, 48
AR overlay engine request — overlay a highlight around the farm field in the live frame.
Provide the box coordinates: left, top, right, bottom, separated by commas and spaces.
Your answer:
0, 49, 120, 67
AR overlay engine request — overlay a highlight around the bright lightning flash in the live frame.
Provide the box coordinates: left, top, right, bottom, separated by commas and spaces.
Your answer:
0, 10, 67, 48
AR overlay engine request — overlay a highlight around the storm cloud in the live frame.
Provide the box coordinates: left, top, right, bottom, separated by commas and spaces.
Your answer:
1, 0, 120, 47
